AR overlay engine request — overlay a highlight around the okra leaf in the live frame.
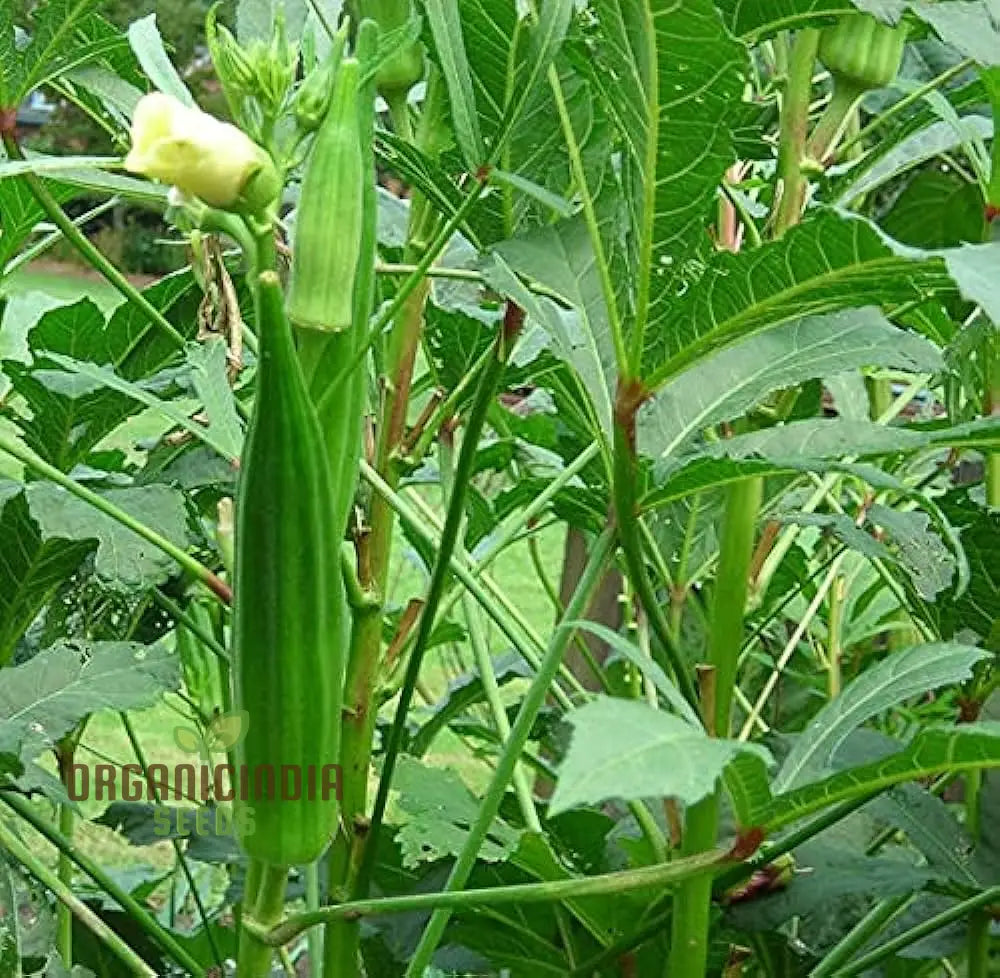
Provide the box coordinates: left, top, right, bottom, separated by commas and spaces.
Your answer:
489, 211, 620, 439
425, 0, 485, 168
409, 652, 530, 756
0, 491, 96, 667
726, 839, 935, 935
549, 696, 772, 816
14, 0, 104, 103
25, 482, 191, 591
126, 14, 194, 108
910, 0, 1000, 67
0, 640, 179, 762
638, 308, 943, 460
392, 756, 521, 868
775, 642, 988, 792
927, 490, 1000, 643
0, 177, 78, 269
642, 211, 952, 390
832, 117, 993, 207
594, 0, 747, 338
868, 783, 982, 888
758, 723, 1000, 831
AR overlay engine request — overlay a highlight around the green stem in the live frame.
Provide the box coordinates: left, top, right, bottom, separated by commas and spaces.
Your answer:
119, 713, 223, 971
806, 78, 864, 163
669, 478, 761, 978
56, 799, 73, 965
461, 583, 540, 830
0, 815, 158, 976
836, 885, 1000, 977
0, 792, 204, 973
612, 417, 699, 707
0, 432, 231, 604
151, 590, 230, 663
771, 29, 819, 236
403, 527, 616, 976
355, 302, 525, 901
987, 329, 1000, 507
838, 57, 975, 156
812, 894, 913, 977
304, 863, 323, 973
0, 133, 185, 349
966, 909, 991, 978
258, 842, 727, 947
236, 863, 288, 978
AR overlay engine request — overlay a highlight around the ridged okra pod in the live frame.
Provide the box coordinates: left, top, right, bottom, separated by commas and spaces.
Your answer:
232, 265, 345, 867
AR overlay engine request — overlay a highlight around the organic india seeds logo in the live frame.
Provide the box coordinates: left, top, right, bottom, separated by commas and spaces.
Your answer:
65, 711, 343, 822
173, 709, 249, 757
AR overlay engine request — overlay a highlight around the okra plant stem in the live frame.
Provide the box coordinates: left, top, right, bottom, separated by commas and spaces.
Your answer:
0, 816, 159, 976
403, 527, 617, 975
257, 839, 728, 947
0, 792, 204, 973
356, 302, 526, 904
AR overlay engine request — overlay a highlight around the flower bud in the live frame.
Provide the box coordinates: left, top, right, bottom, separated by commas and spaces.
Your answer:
124, 92, 280, 213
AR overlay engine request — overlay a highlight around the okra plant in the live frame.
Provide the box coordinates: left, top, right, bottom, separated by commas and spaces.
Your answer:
1, 1, 1000, 976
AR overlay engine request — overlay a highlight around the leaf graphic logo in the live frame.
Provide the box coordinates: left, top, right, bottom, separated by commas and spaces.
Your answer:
173, 711, 249, 754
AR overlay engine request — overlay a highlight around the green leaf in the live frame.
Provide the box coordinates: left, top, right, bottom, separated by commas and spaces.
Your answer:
426, 0, 485, 167
236, 0, 309, 45
716, 0, 896, 42
929, 490, 1000, 644
0, 640, 179, 762
775, 643, 988, 792
0, 4, 16, 108
938, 241, 1000, 326
727, 840, 934, 935
409, 652, 528, 756
3, 298, 145, 471
392, 756, 521, 868
910, 0, 1000, 67
638, 308, 943, 458
15, 0, 104, 102
0, 491, 96, 667
25, 482, 191, 591
724, 752, 773, 828
126, 14, 194, 108
643, 212, 952, 390
0, 176, 77, 268
488, 211, 619, 437
758, 723, 1000, 831
549, 696, 772, 816
643, 457, 898, 513
833, 116, 993, 207
568, 620, 701, 727
185, 340, 242, 462
867, 504, 956, 601
881, 170, 988, 250
869, 783, 982, 888
592, 0, 746, 341
494, 0, 573, 154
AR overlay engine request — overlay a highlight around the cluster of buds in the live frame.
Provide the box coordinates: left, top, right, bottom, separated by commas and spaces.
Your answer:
206, 6, 298, 137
